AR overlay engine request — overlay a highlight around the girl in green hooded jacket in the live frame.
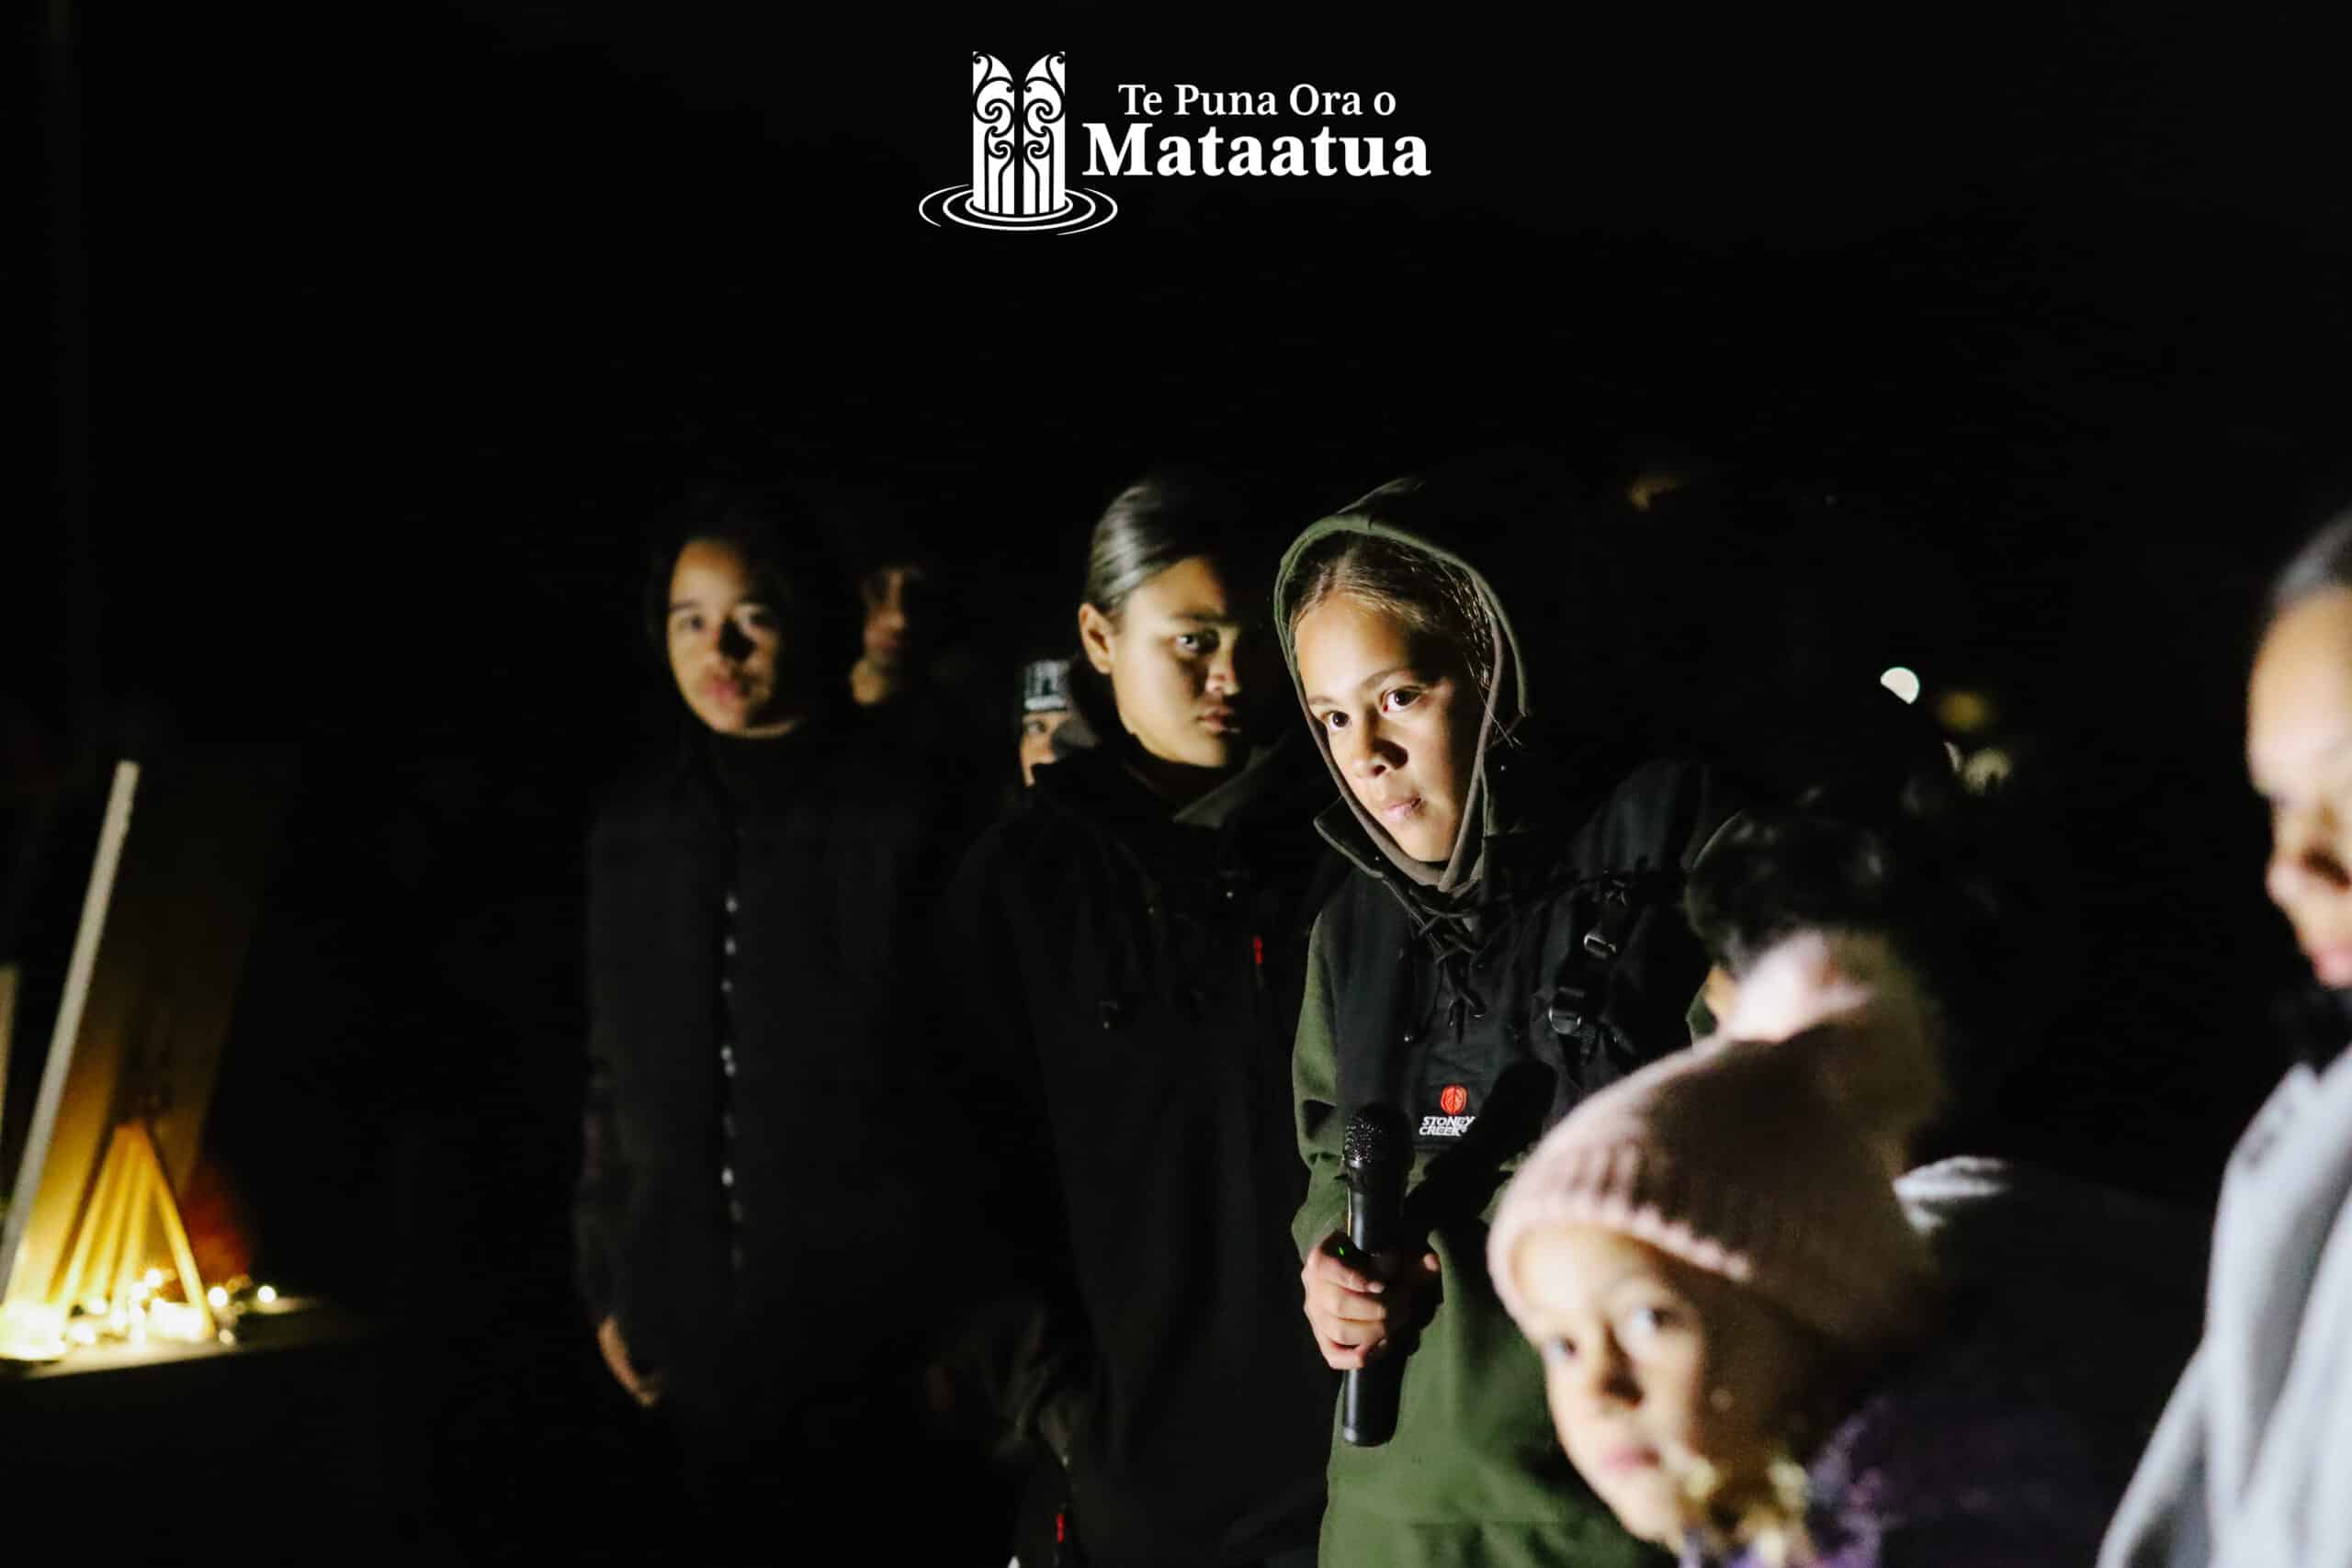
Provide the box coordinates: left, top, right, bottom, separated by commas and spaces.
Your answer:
1278, 472, 1742, 1568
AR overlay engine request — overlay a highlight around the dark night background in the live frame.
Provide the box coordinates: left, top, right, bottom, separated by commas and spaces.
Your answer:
8, 3, 2352, 1560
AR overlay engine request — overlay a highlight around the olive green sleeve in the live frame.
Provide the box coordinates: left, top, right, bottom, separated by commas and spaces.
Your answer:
1291, 910, 1350, 1260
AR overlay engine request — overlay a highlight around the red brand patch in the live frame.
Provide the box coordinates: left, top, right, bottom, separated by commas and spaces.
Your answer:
1439, 1084, 1468, 1116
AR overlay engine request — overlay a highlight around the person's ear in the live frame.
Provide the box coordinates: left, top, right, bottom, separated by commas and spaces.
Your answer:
1078, 603, 1117, 676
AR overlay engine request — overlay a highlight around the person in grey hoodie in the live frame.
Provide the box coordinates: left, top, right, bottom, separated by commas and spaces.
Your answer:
1280, 469, 1743, 1568
2100, 512, 2352, 1568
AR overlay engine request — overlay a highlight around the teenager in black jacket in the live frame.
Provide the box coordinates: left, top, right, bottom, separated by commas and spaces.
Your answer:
575, 485, 996, 1563
942, 473, 1340, 1568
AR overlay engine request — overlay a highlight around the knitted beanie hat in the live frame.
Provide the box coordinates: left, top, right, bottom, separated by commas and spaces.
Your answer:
1487, 931, 1940, 1348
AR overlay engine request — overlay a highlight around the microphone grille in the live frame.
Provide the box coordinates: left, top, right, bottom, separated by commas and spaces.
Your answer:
1343, 1104, 1409, 1177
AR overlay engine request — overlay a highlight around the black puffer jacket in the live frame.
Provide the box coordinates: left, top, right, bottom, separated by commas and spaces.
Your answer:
575, 724, 970, 1419
942, 729, 1344, 1567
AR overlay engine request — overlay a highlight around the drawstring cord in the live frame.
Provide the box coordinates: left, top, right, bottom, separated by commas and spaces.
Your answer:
1397, 865, 1573, 1046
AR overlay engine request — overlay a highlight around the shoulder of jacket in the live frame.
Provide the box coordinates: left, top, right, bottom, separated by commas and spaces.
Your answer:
957, 792, 1042, 865
811, 731, 929, 797
953, 789, 1103, 896
590, 749, 696, 835
1311, 868, 1407, 972
793, 739, 972, 847
1587, 755, 1737, 872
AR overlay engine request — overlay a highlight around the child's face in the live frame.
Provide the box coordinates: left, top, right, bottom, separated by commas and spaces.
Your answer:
1511, 1224, 1825, 1546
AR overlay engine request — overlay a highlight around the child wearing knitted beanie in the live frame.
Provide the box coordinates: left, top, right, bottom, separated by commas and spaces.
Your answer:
1487, 930, 2119, 1568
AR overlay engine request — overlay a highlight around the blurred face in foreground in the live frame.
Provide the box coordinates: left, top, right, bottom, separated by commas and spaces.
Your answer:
2251, 586, 2352, 988
666, 539, 799, 738
1295, 595, 1481, 863
1510, 1225, 1823, 1547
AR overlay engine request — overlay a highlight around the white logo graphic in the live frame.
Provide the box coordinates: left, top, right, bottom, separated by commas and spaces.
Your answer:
918, 52, 1117, 233
1418, 1114, 1476, 1139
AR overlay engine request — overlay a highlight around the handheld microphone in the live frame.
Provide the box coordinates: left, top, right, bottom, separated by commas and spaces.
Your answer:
1340, 1103, 1410, 1447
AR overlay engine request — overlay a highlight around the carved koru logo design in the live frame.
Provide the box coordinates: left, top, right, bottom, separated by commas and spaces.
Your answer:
919, 51, 1117, 233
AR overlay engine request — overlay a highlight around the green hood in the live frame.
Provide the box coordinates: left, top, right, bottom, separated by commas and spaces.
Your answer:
1273, 476, 1532, 898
